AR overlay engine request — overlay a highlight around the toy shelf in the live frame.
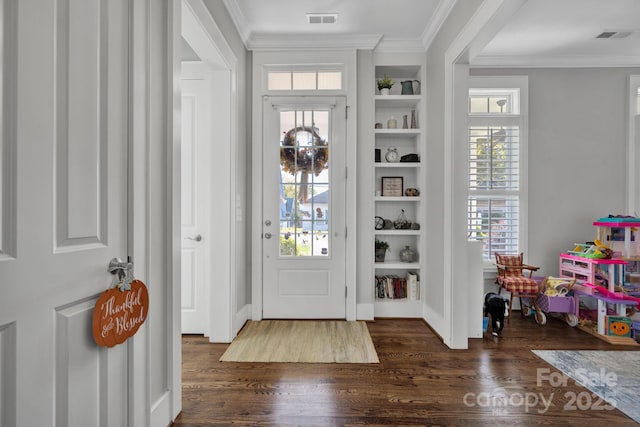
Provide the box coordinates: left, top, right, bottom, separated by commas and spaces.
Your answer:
592, 221, 640, 260
559, 218, 640, 345
572, 288, 639, 345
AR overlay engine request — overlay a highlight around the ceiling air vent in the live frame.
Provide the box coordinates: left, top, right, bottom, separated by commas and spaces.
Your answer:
306, 13, 338, 25
596, 30, 632, 39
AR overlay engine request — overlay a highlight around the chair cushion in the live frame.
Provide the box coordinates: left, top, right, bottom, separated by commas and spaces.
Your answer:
497, 276, 539, 294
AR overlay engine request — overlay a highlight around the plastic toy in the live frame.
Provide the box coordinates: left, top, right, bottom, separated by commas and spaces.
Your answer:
579, 282, 640, 306
523, 277, 579, 327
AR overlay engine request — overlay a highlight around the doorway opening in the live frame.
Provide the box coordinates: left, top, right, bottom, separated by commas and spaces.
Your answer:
179, 0, 236, 342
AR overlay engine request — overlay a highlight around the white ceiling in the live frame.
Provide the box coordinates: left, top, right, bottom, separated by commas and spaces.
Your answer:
472, 0, 640, 67
220, 0, 640, 67
222, 0, 449, 51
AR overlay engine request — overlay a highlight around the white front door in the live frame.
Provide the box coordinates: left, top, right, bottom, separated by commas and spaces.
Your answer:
262, 97, 347, 319
181, 76, 212, 334
0, 1, 133, 425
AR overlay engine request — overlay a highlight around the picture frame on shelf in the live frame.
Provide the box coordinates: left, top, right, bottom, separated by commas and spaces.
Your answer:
381, 177, 403, 197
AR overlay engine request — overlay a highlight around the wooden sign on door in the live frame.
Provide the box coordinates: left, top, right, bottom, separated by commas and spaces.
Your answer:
93, 280, 149, 347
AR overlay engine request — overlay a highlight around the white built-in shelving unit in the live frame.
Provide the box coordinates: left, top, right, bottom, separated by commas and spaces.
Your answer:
372, 55, 426, 318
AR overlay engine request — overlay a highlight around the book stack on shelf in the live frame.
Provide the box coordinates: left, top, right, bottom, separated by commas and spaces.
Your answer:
375, 272, 419, 301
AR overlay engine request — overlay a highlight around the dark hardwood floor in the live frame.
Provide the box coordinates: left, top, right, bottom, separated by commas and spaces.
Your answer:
174, 315, 639, 426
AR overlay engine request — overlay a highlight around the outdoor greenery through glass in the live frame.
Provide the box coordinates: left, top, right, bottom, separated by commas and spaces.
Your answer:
468, 89, 522, 260
279, 109, 330, 257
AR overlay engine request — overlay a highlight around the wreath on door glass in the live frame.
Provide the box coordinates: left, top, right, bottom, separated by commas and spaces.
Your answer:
280, 126, 328, 202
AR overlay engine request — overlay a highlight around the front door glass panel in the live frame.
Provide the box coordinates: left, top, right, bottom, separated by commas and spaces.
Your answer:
278, 109, 330, 257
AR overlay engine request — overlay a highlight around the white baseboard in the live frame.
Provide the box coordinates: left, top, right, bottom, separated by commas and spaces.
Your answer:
150, 390, 172, 427
232, 303, 251, 338
423, 304, 447, 341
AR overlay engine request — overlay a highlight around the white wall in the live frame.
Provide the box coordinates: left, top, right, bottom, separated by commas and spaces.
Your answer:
424, 0, 484, 335
471, 67, 640, 277
356, 50, 375, 315
203, 0, 251, 331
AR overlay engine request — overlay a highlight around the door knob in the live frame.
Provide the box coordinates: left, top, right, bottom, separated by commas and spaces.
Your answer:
185, 234, 202, 242
264, 232, 272, 239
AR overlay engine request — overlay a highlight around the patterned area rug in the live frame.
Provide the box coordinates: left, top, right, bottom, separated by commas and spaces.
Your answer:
533, 350, 640, 423
220, 320, 379, 363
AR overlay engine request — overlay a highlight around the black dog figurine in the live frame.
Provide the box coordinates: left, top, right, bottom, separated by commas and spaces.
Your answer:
484, 293, 509, 336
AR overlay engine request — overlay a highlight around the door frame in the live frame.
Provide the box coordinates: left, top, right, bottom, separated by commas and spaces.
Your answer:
261, 96, 348, 319
251, 50, 357, 321
180, 0, 238, 342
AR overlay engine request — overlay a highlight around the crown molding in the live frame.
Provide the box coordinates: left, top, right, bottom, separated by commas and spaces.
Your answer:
221, 0, 250, 46
374, 38, 426, 53
421, 0, 457, 51
470, 54, 640, 68
246, 33, 383, 51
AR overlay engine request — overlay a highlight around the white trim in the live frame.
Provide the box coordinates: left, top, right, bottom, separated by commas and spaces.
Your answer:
221, 0, 251, 46
247, 34, 382, 51
467, 75, 529, 267
184, 0, 238, 69
233, 304, 251, 337
181, 0, 239, 344
628, 76, 640, 216
168, 0, 183, 422
128, 0, 151, 425
251, 50, 357, 321
471, 55, 640, 69
423, 306, 446, 337
421, 0, 457, 51
442, 0, 510, 350
374, 38, 426, 54
150, 391, 173, 427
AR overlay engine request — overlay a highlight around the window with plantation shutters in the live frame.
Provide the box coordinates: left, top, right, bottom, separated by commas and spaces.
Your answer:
468, 79, 528, 263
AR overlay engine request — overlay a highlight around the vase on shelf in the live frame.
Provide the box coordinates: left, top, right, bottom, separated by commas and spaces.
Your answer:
399, 246, 416, 263
375, 248, 387, 263
380, 88, 390, 96
410, 110, 417, 129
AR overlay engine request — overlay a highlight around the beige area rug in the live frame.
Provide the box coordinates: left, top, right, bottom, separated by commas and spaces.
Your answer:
219, 320, 379, 363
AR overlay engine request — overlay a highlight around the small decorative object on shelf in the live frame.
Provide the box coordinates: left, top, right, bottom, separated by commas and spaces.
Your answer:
400, 153, 419, 162
387, 117, 397, 129
376, 75, 395, 95
375, 148, 381, 162
412, 80, 421, 95
381, 176, 403, 196
393, 209, 409, 229
400, 80, 414, 95
410, 109, 417, 129
405, 188, 419, 197
399, 246, 417, 263
402, 115, 408, 129
385, 147, 399, 162
375, 239, 389, 262
374, 122, 382, 129
374, 216, 385, 230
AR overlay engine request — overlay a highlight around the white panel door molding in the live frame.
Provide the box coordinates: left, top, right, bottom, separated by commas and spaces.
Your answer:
0, 1, 134, 425
0, 0, 17, 262
180, 76, 212, 334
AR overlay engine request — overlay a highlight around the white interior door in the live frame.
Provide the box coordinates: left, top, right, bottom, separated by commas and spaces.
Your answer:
181, 76, 212, 334
0, 1, 132, 426
262, 97, 347, 319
